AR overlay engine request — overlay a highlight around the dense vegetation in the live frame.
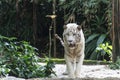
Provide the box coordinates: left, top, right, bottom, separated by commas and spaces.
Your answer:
0, 0, 112, 60
0, 35, 55, 78
1, 0, 120, 78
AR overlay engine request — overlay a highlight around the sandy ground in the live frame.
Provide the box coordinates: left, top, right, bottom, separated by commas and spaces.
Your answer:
1, 64, 120, 80
52, 64, 120, 78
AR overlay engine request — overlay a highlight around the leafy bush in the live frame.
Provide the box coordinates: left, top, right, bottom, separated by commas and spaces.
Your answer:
96, 42, 112, 60
109, 57, 120, 70
0, 64, 10, 77
0, 0, 112, 59
85, 34, 107, 60
59, 0, 112, 60
0, 35, 55, 78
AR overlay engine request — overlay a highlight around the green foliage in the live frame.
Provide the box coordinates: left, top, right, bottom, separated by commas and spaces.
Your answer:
43, 59, 56, 77
59, 0, 112, 60
39, 58, 112, 65
59, 0, 111, 23
0, 35, 55, 78
96, 42, 112, 60
109, 57, 120, 70
85, 14, 111, 60
0, 0, 112, 59
0, 65, 10, 77
85, 34, 107, 60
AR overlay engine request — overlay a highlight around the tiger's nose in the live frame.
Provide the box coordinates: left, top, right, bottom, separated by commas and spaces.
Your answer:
68, 40, 72, 43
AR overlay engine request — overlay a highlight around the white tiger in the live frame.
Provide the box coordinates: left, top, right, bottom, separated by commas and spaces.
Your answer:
63, 23, 85, 78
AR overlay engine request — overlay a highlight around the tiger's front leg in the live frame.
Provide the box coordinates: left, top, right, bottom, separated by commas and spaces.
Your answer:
65, 55, 75, 78
75, 54, 84, 78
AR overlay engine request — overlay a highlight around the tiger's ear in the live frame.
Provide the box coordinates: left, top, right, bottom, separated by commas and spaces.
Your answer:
63, 25, 67, 29
77, 25, 81, 31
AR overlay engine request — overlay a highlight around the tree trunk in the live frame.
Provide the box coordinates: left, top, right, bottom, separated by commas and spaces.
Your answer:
33, 0, 37, 45
112, 0, 120, 62
53, 0, 56, 57
15, 0, 19, 37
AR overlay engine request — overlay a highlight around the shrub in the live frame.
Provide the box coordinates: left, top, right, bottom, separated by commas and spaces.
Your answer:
96, 42, 112, 61
59, 0, 112, 60
85, 34, 107, 60
0, 35, 55, 78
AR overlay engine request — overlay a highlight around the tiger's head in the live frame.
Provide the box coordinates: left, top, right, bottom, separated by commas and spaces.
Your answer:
63, 23, 82, 49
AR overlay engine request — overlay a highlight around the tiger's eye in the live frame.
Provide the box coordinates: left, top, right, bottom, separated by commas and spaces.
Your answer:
66, 33, 69, 36
73, 33, 76, 36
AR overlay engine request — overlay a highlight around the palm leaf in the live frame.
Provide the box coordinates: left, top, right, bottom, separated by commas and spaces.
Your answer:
85, 34, 99, 43
85, 39, 97, 58
97, 34, 107, 46
90, 50, 98, 60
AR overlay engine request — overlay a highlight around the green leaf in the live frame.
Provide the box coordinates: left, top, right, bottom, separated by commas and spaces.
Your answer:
97, 34, 107, 46
86, 34, 99, 43
108, 46, 112, 50
85, 39, 97, 58
90, 50, 98, 60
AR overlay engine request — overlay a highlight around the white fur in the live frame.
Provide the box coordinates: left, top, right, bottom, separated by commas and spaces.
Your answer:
63, 23, 85, 78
